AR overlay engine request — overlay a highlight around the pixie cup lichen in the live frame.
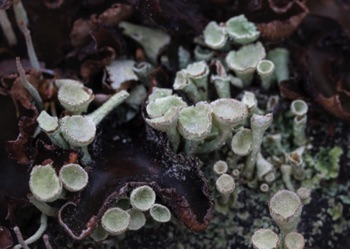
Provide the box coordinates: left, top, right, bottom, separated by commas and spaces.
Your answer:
213, 160, 229, 175
290, 100, 308, 146
127, 209, 146, 231
231, 128, 253, 156
211, 60, 232, 99
37, 111, 69, 149
251, 228, 279, 249
29, 164, 62, 203
149, 204, 172, 223
269, 190, 303, 235
284, 232, 305, 249
256, 153, 274, 181
197, 98, 248, 153
225, 14, 260, 45
257, 59, 275, 90
101, 207, 130, 236
216, 173, 235, 204
225, 42, 266, 86
59, 164, 89, 192
178, 102, 213, 154
130, 186, 156, 212
203, 21, 227, 49
241, 91, 259, 116
57, 81, 94, 115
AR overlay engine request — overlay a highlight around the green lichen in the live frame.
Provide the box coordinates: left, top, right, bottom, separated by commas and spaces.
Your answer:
314, 146, 343, 180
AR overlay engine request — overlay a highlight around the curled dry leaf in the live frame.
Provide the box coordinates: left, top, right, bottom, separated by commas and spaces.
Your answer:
58, 117, 213, 239
282, 11, 350, 120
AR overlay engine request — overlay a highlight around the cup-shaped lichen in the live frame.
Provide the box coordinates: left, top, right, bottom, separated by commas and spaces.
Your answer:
173, 70, 201, 103
127, 209, 146, 231
256, 153, 274, 180
269, 190, 303, 234
148, 87, 173, 102
225, 42, 266, 86
194, 45, 214, 62
216, 173, 235, 204
146, 95, 187, 119
203, 21, 227, 49
101, 207, 130, 235
29, 164, 62, 202
296, 187, 311, 205
185, 61, 209, 101
178, 102, 212, 141
211, 61, 232, 98
290, 100, 308, 117
37, 111, 68, 149
251, 228, 279, 249
57, 81, 94, 115
146, 106, 181, 151
211, 98, 248, 128
37, 111, 59, 133
130, 186, 156, 211
226, 15, 260, 45
196, 98, 248, 153
241, 91, 258, 114
231, 128, 253, 156
60, 115, 96, 147
284, 232, 305, 249
149, 204, 172, 223
59, 164, 89, 192
257, 59, 275, 90
288, 150, 305, 181
213, 160, 228, 175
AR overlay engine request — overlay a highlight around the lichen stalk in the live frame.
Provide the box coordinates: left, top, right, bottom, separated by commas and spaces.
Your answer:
0, 9, 17, 46
18, 20, 41, 70
13, 0, 29, 27
43, 234, 53, 249
88, 90, 129, 125
293, 115, 307, 146
16, 57, 43, 111
244, 114, 273, 179
13, 214, 48, 249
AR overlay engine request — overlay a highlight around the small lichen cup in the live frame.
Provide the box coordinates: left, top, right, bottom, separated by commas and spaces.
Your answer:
29, 164, 62, 203
130, 186, 156, 211
101, 207, 130, 235
269, 190, 303, 236
251, 228, 279, 249
149, 204, 172, 223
